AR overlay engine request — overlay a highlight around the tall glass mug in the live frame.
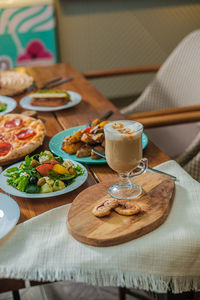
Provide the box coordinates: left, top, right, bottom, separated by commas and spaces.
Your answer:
104, 120, 148, 200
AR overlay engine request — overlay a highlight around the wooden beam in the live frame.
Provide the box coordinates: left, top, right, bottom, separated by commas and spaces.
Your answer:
83, 65, 161, 79
127, 104, 200, 119
128, 111, 200, 128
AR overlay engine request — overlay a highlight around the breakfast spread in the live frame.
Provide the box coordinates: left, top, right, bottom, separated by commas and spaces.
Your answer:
0, 71, 34, 96
92, 198, 141, 217
30, 89, 71, 107
62, 118, 110, 159
5, 151, 84, 194
0, 113, 46, 165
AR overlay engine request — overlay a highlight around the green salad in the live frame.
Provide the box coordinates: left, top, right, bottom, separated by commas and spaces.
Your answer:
5, 151, 84, 194
0, 101, 7, 112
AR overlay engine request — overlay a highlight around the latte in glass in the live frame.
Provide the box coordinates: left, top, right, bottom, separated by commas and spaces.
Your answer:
104, 120, 147, 200
105, 120, 143, 173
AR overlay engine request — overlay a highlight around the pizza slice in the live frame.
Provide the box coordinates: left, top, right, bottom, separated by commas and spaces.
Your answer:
0, 114, 46, 166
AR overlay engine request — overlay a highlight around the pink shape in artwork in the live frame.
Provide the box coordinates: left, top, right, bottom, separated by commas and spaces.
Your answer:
17, 40, 54, 62
37, 50, 53, 59
17, 53, 32, 61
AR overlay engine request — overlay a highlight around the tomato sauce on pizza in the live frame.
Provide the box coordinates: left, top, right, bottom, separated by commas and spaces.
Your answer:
0, 142, 12, 156
16, 128, 36, 140
4, 118, 22, 129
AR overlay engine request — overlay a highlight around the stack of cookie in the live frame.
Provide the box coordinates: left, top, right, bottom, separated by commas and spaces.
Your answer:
92, 198, 141, 217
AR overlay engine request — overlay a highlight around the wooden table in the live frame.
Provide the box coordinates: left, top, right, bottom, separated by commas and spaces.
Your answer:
0, 63, 170, 296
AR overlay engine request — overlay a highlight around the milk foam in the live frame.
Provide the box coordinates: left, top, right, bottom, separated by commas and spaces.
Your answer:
104, 120, 143, 140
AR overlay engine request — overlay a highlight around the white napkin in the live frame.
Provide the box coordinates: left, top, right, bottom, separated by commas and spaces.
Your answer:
0, 160, 200, 294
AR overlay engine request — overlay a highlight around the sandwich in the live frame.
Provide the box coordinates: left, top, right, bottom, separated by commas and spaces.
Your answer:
30, 89, 71, 107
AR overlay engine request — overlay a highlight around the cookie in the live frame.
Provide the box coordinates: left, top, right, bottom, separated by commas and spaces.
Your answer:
114, 201, 141, 216
104, 199, 118, 209
92, 198, 118, 217
92, 204, 111, 217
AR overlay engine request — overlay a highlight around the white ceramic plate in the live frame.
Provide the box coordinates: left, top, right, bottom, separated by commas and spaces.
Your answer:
19, 91, 82, 112
0, 193, 20, 239
0, 96, 17, 115
0, 160, 88, 198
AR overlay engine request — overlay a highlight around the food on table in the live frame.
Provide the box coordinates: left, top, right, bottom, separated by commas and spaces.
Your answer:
66, 129, 83, 144
104, 198, 119, 209
105, 120, 143, 173
0, 113, 46, 165
114, 201, 141, 216
92, 198, 141, 218
0, 71, 34, 96
5, 151, 84, 194
62, 119, 110, 159
76, 144, 92, 158
62, 141, 83, 155
30, 89, 71, 107
91, 145, 105, 160
92, 198, 118, 217
0, 101, 7, 112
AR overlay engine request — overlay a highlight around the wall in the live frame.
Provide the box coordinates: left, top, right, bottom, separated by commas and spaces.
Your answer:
55, 0, 200, 102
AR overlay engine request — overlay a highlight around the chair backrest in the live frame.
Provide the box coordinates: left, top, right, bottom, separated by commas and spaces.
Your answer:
121, 30, 200, 182
122, 30, 200, 115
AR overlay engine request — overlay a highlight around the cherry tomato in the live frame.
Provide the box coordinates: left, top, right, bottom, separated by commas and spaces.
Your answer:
85, 126, 91, 133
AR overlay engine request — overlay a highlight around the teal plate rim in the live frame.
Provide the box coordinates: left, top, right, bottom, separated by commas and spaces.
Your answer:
49, 125, 148, 164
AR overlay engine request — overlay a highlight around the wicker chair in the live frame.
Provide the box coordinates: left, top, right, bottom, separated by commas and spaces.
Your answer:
83, 30, 200, 182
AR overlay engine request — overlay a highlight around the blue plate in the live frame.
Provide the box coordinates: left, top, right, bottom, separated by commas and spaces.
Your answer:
49, 125, 148, 164
0, 160, 88, 198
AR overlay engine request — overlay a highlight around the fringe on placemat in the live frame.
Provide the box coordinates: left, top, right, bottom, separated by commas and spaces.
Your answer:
1, 267, 200, 293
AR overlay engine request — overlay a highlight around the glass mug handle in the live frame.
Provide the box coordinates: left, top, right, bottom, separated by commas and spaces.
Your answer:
129, 158, 148, 178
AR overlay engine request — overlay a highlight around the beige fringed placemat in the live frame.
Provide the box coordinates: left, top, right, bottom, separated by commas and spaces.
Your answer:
0, 160, 200, 294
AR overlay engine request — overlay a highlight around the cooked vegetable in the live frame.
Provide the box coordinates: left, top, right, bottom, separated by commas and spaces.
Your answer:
62, 142, 82, 155
36, 164, 54, 176
61, 118, 110, 159
46, 178, 54, 186
53, 180, 65, 191
81, 133, 95, 144
50, 158, 59, 165
25, 184, 40, 193
67, 129, 83, 144
52, 164, 68, 175
41, 183, 53, 193
99, 120, 110, 128
92, 133, 104, 143
48, 170, 75, 181
76, 145, 92, 158
68, 167, 77, 176
85, 126, 91, 133
91, 118, 100, 128
37, 177, 46, 186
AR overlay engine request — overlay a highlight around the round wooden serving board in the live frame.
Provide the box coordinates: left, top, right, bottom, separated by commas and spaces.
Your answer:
67, 172, 175, 247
